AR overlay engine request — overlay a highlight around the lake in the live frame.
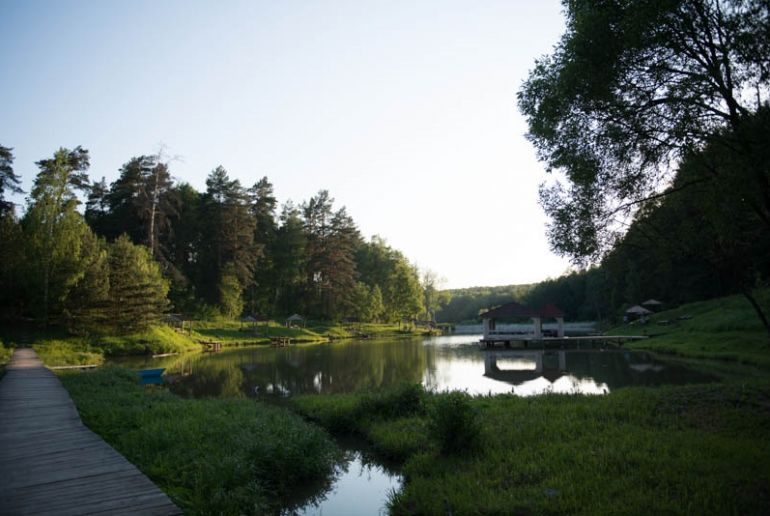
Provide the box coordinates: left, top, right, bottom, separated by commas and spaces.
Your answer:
111, 334, 717, 398
109, 335, 717, 514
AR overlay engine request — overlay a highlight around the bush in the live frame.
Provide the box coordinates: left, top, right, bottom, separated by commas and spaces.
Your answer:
428, 391, 481, 455
356, 383, 425, 420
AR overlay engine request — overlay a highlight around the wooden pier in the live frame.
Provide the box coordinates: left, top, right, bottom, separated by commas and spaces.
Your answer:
0, 348, 180, 515
479, 334, 649, 349
202, 341, 223, 352
270, 336, 292, 347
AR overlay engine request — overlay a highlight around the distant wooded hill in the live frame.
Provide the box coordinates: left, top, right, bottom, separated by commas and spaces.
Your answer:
435, 284, 532, 323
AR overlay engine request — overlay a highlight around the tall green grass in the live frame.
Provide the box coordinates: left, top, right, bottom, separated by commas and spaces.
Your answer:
23, 326, 200, 366
293, 383, 770, 515
97, 325, 200, 355
33, 338, 104, 367
60, 367, 339, 514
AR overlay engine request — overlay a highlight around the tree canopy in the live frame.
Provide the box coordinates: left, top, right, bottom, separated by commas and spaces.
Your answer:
519, 0, 770, 261
0, 145, 429, 328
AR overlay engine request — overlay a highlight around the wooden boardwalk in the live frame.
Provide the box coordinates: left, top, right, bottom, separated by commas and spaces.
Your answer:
0, 348, 180, 515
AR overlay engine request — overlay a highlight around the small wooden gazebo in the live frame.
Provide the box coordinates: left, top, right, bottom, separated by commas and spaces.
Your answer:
625, 305, 653, 322
285, 314, 306, 328
164, 313, 195, 334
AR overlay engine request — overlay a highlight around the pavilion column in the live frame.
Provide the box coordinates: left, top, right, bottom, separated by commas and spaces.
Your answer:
532, 317, 542, 338
483, 318, 491, 338
534, 351, 543, 372
557, 317, 565, 338
558, 350, 566, 370
484, 352, 496, 375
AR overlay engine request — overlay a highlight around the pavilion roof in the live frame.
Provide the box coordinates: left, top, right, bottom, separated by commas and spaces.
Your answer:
626, 305, 653, 315
480, 301, 565, 319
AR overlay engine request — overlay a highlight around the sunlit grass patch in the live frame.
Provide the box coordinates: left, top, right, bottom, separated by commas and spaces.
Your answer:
33, 338, 104, 367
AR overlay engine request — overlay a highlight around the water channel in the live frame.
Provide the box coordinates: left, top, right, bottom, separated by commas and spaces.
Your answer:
110, 335, 718, 514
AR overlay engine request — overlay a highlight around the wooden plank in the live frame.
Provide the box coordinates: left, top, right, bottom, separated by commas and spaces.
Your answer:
0, 348, 180, 515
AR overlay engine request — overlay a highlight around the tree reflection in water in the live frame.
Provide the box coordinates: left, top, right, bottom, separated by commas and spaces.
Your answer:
111, 336, 718, 399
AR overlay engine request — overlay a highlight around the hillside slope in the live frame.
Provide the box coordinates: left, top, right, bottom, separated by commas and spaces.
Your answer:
610, 290, 770, 368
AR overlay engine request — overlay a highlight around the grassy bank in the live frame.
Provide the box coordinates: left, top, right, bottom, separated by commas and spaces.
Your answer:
60, 366, 339, 514
0, 339, 12, 365
24, 326, 200, 367
190, 319, 427, 346
0, 339, 12, 380
610, 290, 770, 368
293, 382, 770, 514
1, 318, 426, 367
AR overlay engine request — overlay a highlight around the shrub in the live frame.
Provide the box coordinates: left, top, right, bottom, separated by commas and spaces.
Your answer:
428, 391, 481, 455
356, 383, 425, 420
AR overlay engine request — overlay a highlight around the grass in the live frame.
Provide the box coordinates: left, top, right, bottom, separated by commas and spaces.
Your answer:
0, 338, 13, 365
25, 326, 200, 367
610, 290, 770, 368
190, 319, 423, 345
97, 325, 200, 355
60, 366, 340, 514
0, 338, 12, 379
1, 317, 424, 367
32, 338, 105, 367
292, 382, 770, 515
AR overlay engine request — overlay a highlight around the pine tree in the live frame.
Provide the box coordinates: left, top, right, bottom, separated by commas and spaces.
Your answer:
246, 177, 277, 314
108, 235, 169, 332
0, 145, 23, 216
0, 213, 24, 318
166, 183, 201, 311
302, 191, 361, 319
64, 230, 110, 333
271, 202, 307, 314
100, 155, 177, 261
198, 166, 257, 312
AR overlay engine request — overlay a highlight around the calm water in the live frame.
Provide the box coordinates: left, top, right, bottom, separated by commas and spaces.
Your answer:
109, 335, 716, 514
286, 446, 400, 516
111, 335, 717, 398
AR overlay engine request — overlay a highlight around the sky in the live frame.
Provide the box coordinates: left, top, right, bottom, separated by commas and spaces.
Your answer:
0, 0, 572, 289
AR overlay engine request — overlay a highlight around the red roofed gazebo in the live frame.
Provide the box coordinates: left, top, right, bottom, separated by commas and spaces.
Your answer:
480, 301, 566, 342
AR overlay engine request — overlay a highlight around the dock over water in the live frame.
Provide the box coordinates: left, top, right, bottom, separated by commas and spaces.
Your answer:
479, 335, 649, 349
0, 348, 180, 515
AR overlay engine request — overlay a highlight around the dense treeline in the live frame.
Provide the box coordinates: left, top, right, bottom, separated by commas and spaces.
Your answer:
0, 146, 428, 333
435, 285, 531, 323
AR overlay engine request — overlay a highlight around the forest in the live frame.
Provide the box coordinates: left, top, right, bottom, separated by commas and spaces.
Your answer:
0, 146, 429, 334
441, 0, 770, 332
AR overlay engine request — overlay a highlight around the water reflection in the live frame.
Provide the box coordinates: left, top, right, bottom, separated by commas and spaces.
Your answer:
111, 335, 717, 399
287, 449, 401, 516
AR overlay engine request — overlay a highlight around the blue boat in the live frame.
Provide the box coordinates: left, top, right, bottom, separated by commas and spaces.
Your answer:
138, 368, 165, 385
139, 368, 165, 378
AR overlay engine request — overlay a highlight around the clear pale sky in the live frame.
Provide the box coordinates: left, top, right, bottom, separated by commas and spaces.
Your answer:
0, 0, 572, 289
